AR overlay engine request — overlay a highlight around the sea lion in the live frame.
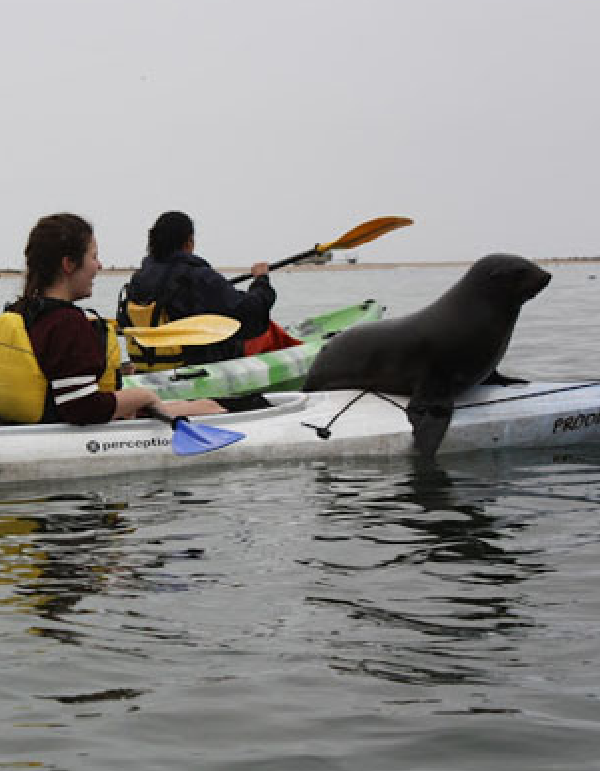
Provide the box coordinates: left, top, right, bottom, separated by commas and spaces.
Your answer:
304, 253, 551, 457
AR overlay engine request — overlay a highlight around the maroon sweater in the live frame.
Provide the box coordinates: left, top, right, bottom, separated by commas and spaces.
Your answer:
29, 305, 117, 424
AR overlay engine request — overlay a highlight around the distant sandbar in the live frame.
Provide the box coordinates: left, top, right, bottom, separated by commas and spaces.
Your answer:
1, 258, 598, 278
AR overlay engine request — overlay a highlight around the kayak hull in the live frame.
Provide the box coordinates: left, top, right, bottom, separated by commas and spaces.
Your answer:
122, 299, 384, 399
0, 382, 599, 485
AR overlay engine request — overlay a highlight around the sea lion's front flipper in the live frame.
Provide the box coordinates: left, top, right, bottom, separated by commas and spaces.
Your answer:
483, 370, 529, 386
406, 395, 454, 459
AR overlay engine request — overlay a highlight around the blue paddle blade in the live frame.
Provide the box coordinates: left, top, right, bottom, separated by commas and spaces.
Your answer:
172, 419, 245, 456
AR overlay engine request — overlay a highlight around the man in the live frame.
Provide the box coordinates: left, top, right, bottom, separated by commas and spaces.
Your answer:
117, 211, 282, 371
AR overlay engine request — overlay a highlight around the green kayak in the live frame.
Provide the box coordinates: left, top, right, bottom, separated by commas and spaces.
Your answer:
122, 299, 384, 400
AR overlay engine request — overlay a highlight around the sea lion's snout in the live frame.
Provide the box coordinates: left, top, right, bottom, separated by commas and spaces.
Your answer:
522, 265, 551, 301
481, 254, 551, 302
538, 268, 552, 291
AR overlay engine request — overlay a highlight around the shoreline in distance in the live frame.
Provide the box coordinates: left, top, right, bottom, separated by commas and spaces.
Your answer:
1, 258, 598, 278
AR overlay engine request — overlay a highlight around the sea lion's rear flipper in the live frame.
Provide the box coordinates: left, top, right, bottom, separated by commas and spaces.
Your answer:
483, 370, 529, 386
406, 395, 454, 459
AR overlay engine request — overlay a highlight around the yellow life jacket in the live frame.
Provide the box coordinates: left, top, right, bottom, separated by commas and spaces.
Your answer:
119, 294, 185, 373
86, 311, 122, 392
0, 308, 121, 424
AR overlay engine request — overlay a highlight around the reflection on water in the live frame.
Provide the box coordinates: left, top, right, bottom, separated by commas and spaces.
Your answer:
0, 494, 131, 647
301, 455, 558, 694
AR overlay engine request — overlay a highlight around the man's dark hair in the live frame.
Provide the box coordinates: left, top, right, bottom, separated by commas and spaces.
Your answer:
147, 211, 194, 262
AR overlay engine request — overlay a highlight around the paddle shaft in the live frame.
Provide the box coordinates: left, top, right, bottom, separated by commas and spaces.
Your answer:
230, 247, 318, 285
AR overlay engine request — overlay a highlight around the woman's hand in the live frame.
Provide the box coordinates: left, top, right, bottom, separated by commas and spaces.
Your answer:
157, 399, 226, 418
113, 388, 226, 421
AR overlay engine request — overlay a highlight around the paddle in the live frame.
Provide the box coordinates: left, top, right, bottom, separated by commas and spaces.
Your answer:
146, 405, 246, 456
122, 314, 241, 348
230, 216, 414, 284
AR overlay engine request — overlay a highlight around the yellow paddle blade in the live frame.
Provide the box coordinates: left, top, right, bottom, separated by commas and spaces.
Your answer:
317, 216, 413, 253
122, 314, 240, 348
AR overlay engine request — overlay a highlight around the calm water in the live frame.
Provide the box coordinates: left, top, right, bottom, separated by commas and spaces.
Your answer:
0, 263, 599, 770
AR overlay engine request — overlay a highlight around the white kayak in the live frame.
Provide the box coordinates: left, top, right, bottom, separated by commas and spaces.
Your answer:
1, 381, 599, 485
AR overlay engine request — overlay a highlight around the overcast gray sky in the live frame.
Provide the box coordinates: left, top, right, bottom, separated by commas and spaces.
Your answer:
1, 0, 598, 268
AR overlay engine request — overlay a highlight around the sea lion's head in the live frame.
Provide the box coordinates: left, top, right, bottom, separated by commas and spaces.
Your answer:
466, 253, 551, 305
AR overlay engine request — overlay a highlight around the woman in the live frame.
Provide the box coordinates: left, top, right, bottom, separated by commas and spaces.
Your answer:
117, 210, 285, 371
1, 213, 223, 424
